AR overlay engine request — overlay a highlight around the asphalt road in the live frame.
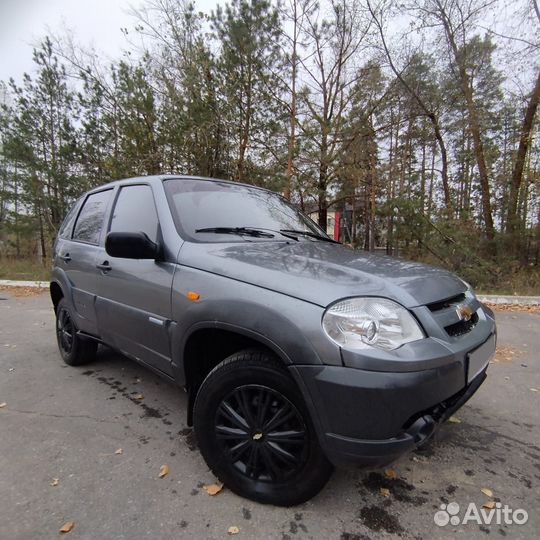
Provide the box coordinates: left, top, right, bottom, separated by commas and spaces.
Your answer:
0, 290, 538, 540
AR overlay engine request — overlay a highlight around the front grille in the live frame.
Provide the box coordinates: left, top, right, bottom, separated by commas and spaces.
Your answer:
427, 293, 466, 312
444, 312, 479, 337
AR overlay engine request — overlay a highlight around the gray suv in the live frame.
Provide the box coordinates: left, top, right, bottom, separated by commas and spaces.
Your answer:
51, 175, 496, 505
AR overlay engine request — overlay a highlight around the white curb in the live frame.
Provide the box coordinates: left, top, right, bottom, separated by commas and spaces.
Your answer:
477, 295, 539, 305
0, 280, 49, 288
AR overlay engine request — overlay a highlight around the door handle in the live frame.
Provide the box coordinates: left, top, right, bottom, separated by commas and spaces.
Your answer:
60, 253, 71, 262
96, 261, 112, 272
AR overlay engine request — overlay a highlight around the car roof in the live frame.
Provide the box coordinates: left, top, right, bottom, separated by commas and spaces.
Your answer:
86, 174, 278, 196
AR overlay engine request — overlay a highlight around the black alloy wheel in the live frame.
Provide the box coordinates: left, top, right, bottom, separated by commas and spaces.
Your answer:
215, 384, 308, 482
193, 349, 333, 506
56, 307, 74, 355
55, 298, 97, 366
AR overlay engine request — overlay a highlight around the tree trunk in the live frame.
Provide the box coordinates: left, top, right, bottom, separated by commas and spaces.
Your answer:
237, 62, 253, 183
506, 69, 540, 244
318, 164, 328, 229
457, 76, 495, 240
367, 0, 452, 210
427, 144, 436, 219
37, 202, 47, 265
285, 0, 298, 200
364, 181, 370, 251
386, 108, 395, 255
369, 120, 377, 251
439, 11, 495, 244
420, 136, 426, 214
14, 166, 20, 258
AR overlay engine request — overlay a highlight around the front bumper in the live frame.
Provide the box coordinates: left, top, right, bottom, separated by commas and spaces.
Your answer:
290, 306, 496, 467
325, 369, 487, 466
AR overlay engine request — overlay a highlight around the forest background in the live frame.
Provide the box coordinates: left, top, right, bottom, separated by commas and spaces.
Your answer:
0, 0, 538, 293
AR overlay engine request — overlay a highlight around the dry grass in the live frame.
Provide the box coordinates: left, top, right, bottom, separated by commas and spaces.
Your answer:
0, 258, 51, 281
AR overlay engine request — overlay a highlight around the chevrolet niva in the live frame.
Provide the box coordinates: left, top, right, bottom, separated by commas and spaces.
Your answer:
51, 175, 496, 506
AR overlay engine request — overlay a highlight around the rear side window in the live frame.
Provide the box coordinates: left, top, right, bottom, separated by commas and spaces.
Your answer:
73, 189, 112, 244
109, 185, 159, 243
58, 198, 82, 239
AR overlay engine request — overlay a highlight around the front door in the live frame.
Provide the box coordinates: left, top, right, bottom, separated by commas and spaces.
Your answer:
94, 184, 174, 376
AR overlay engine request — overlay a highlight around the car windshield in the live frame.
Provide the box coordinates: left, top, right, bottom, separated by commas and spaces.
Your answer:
164, 179, 328, 242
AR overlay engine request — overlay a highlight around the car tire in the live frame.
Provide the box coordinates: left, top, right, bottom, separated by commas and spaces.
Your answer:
55, 298, 97, 366
193, 349, 333, 506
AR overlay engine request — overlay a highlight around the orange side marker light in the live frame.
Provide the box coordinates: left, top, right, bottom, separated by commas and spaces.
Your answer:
187, 291, 200, 301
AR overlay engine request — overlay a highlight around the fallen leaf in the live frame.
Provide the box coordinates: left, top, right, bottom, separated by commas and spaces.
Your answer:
204, 482, 224, 496
530, 388, 538, 392
483, 501, 496, 509
380, 487, 390, 497
0, 402, 6, 408
448, 416, 461, 423
59, 522, 74, 534
0, 285, 47, 297
228, 526, 240, 535
50, 478, 59, 487
134, 394, 144, 400
115, 448, 123, 455
484, 303, 539, 314
481, 488, 494, 497
384, 468, 397, 479
494, 346, 522, 363
158, 464, 169, 478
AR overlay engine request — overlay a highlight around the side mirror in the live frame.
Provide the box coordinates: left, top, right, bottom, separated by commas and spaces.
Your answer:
105, 232, 160, 260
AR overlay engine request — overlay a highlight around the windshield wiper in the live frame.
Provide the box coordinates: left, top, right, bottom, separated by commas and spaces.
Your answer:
280, 229, 341, 244
195, 227, 275, 238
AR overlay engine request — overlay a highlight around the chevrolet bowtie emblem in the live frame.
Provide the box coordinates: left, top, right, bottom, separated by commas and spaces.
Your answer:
456, 304, 474, 322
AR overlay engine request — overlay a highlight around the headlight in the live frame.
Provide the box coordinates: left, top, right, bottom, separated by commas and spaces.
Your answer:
322, 297, 424, 351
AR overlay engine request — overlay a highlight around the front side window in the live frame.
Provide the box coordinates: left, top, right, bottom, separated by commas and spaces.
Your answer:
73, 189, 112, 244
109, 185, 159, 242
164, 179, 325, 242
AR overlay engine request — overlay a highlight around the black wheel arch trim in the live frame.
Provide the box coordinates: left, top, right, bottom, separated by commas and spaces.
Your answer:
50, 270, 93, 335
174, 320, 295, 383
286, 364, 329, 458
50, 269, 73, 309
176, 321, 319, 429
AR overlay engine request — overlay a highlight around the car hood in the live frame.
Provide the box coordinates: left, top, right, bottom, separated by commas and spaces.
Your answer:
179, 240, 466, 308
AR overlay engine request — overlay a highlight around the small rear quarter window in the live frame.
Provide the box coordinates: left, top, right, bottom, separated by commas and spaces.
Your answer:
58, 199, 82, 239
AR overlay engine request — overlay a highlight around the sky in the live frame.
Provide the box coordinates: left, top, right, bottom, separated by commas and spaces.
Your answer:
0, 0, 535, 92
0, 0, 215, 84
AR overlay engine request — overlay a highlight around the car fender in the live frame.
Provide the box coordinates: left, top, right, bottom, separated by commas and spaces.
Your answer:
170, 265, 343, 386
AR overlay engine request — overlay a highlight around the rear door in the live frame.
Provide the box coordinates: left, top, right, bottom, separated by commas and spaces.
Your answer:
56, 188, 113, 336
94, 183, 174, 376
